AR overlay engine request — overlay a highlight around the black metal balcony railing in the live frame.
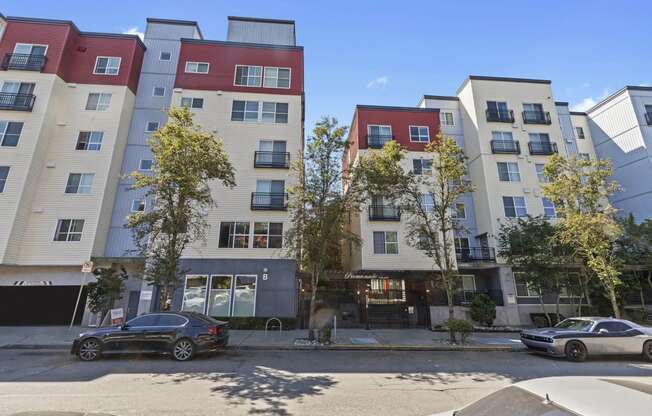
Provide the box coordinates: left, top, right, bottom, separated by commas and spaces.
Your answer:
367, 134, 394, 149
522, 110, 552, 124
368, 205, 401, 221
490, 139, 520, 154
528, 141, 558, 155
456, 247, 496, 263
485, 109, 515, 123
455, 289, 504, 306
254, 151, 290, 168
0, 92, 36, 111
1, 53, 47, 71
250, 192, 288, 210
645, 112, 652, 126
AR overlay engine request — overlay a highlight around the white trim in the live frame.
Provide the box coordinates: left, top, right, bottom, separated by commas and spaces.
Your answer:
185, 61, 209, 74
181, 274, 209, 313
139, 159, 153, 171
92, 56, 121, 76
408, 125, 430, 143
152, 86, 166, 97
145, 121, 160, 133
233, 64, 263, 87
263, 66, 291, 89
440, 111, 455, 126
130, 199, 146, 212
232, 274, 258, 317
367, 124, 392, 136
13, 43, 49, 56
53, 218, 85, 242
207, 274, 234, 316
159, 51, 172, 61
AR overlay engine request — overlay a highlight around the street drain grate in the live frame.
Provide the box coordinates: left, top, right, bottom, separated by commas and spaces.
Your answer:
350, 337, 379, 345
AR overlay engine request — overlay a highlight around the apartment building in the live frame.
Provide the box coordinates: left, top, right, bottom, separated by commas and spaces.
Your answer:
0, 16, 145, 325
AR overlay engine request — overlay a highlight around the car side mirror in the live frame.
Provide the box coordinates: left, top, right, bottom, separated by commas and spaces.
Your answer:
598, 328, 608, 334
120, 323, 129, 330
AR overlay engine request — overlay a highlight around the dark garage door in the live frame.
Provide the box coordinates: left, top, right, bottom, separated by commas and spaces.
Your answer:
0, 286, 88, 325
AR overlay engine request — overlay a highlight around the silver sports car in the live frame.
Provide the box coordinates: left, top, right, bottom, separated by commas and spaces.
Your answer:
520, 317, 652, 362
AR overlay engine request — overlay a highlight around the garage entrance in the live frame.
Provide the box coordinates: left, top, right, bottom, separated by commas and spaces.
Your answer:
0, 286, 88, 325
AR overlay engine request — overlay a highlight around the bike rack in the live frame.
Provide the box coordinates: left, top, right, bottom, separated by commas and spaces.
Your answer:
265, 317, 282, 335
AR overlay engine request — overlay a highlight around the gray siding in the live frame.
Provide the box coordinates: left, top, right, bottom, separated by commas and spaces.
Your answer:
227, 19, 295, 46
555, 103, 579, 156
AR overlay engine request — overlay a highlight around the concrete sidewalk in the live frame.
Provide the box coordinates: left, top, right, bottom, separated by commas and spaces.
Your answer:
0, 326, 525, 351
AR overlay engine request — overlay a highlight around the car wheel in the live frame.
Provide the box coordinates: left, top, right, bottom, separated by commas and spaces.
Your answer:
565, 340, 587, 362
172, 338, 195, 361
643, 341, 652, 362
78, 338, 102, 361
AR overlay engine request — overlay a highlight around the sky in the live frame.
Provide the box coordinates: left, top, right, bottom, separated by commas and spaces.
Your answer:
3, 0, 652, 135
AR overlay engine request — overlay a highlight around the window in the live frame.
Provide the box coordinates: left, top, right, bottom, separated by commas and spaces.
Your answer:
145, 121, 159, 133
0, 166, 8, 193
412, 159, 433, 175
232, 275, 257, 317
262, 102, 289, 123
153, 87, 165, 97
207, 275, 232, 316
497, 162, 521, 182
492, 131, 514, 141
139, 159, 153, 171
65, 173, 94, 194
181, 275, 208, 313
157, 315, 187, 326
528, 132, 551, 143
54, 219, 84, 242
234, 65, 262, 86
93, 56, 121, 75
420, 193, 435, 213
440, 111, 454, 126
231, 100, 259, 122
542, 197, 556, 219
367, 125, 393, 147
185, 61, 209, 74
127, 314, 160, 327
218, 222, 250, 248
503, 196, 527, 218
263, 67, 291, 88
85, 93, 111, 111
409, 126, 430, 142
575, 126, 585, 139
523, 103, 544, 113
75, 131, 103, 151
373, 231, 399, 254
452, 202, 466, 219
487, 101, 510, 116
535, 163, 548, 183
253, 222, 283, 248
455, 237, 470, 251
578, 153, 590, 161
593, 321, 632, 333
0, 121, 23, 147
131, 199, 146, 212
159, 51, 171, 61
515, 273, 539, 297
180, 97, 204, 109
13, 43, 47, 56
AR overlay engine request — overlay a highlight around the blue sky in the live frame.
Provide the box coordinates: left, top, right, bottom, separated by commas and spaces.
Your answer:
3, 0, 651, 132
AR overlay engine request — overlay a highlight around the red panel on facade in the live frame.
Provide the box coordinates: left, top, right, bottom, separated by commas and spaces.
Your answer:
175, 40, 304, 95
0, 19, 145, 93
354, 106, 441, 151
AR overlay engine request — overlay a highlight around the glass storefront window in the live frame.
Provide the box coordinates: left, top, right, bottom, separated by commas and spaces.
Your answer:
181, 275, 208, 313
232, 275, 257, 317
207, 275, 232, 317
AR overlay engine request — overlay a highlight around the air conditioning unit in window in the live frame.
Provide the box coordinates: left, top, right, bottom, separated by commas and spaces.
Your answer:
523, 187, 531, 194
173, 88, 183, 93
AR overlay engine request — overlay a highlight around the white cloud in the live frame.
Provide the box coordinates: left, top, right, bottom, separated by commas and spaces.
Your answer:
571, 88, 611, 112
366, 76, 388, 89
123, 26, 144, 40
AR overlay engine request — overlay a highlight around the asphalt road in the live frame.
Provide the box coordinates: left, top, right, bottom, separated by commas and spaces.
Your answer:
0, 349, 651, 416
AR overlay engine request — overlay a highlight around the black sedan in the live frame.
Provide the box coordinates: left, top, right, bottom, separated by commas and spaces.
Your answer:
71, 311, 229, 361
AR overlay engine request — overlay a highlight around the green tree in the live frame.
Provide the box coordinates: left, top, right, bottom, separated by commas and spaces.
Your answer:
86, 266, 128, 321
543, 155, 623, 318
615, 214, 652, 309
127, 107, 236, 310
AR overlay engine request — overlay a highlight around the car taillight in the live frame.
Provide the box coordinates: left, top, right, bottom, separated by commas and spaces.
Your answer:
208, 326, 221, 336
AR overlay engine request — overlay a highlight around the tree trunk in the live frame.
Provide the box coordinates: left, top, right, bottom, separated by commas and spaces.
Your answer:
307, 269, 320, 341
555, 293, 561, 324
445, 273, 455, 342
606, 284, 621, 318
538, 292, 551, 326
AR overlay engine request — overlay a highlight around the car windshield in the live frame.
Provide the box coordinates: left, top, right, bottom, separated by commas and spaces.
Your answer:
554, 319, 593, 331
454, 386, 576, 416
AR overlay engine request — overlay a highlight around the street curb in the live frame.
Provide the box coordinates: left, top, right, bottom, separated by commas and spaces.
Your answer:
0, 344, 70, 350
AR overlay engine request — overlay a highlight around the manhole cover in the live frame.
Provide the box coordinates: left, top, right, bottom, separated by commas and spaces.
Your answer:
350, 337, 379, 345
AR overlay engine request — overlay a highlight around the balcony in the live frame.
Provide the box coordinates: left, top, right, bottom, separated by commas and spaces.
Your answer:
490, 139, 520, 154
522, 110, 552, 125
250, 192, 288, 210
645, 112, 652, 126
0, 93, 36, 111
368, 205, 401, 221
254, 151, 290, 168
528, 141, 558, 155
456, 247, 496, 263
367, 134, 394, 149
485, 109, 515, 123
1, 53, 47, 71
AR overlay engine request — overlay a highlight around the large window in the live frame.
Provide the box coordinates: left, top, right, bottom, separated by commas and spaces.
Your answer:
181, 275, 208, 313
528, 132, 551, 143
0, 166, 8, 193
93, 56, 121, 75
13, 43, 47, 57
542, 197, 557, 219
234, 65, 262, 86
373, 231, 399, 254
232, 275, 257, 317
492, 131, 514, 141
85, 93, 111, 111
515, 273, 539, 297
497, 162, 521, 182
219, 222, 250, 248
420, 193, 435, 213
502, 196, 527, 218
253, 222, 283, 248
65, 173, 94, 194
181, 97, 204, 109
263, 67, 291, 88
409, 126, 430, 142
185, 61, 209, 74
535, 163, 548, 183
207, 275, 232, 316
76, 131, 103, 151
231, 100, 259, 122
0, 121, 23, 147
54, 219, 84, 242
412, 159, 433, 175
440, 111, 454, 126
262, 102, 289, 123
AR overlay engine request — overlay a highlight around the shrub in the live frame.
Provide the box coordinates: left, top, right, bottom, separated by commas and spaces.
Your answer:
318, 327, 332, 344
469, 294, 496, 327
529, 313, 565, 328
444, 318, 474, 344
